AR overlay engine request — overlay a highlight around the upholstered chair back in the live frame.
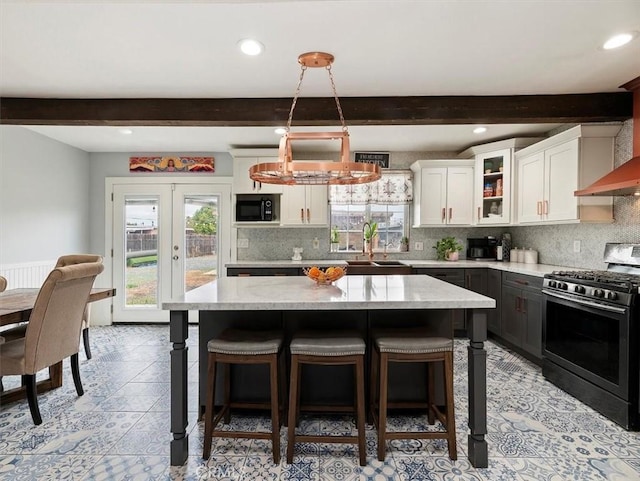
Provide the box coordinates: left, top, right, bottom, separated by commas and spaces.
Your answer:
22, 262, 104, 374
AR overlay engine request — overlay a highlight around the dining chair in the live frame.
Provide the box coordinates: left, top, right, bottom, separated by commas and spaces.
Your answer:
1, 255, 102, 359
0, 275, 6, 293
0, 261, 104, 424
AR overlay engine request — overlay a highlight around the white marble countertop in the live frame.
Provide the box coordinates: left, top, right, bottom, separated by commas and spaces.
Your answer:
226, 260, 573, 278
163, 274, 496, 311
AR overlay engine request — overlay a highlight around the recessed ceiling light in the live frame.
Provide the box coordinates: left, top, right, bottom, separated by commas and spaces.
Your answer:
119, 128, 133, 135
274, 127, 287, 135
238, 39, 264, 56
473, 127, 487, 134
603, 33, 634, 50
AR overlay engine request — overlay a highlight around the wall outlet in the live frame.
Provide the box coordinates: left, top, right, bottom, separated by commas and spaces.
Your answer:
573, 240, 581, 253
414, 241, 424, 251
312, 237, 320, 249
237, 238, 249, 249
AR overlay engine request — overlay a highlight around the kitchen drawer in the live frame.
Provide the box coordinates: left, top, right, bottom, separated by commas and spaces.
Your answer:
227, 267, 302, 277
413, 268, 464, 286
502, 272, 543, 290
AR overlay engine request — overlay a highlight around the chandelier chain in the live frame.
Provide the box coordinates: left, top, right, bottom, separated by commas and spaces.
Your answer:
326, 64, 348, 133
285, 62, 348, 133
285, 65, 307, 131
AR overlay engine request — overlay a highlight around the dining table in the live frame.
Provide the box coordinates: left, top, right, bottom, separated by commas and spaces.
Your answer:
0, 287, 116, 405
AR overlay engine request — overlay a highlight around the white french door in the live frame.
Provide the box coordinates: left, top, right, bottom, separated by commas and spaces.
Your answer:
111, 182, 231, 322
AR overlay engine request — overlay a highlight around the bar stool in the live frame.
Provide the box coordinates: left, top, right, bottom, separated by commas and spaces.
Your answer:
370, 328, 456, 461
203, 328, 284, 464
286, 330, 367, 466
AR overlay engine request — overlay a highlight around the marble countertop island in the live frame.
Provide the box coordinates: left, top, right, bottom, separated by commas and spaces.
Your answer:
163, 274, 496, 311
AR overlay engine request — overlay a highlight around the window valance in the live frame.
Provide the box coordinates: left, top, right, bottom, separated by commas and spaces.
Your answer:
329, 171, 413, 204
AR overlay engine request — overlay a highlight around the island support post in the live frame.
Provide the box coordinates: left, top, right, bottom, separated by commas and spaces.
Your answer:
170, 310, 189, 466
467, 308, 488, 468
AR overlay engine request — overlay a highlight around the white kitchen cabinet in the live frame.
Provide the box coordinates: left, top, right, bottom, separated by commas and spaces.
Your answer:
515, 124, 620, 225
460, 138, 542, 226
410, 160, 474, 226
231, 149, 283, 195
280, 185, 328, 226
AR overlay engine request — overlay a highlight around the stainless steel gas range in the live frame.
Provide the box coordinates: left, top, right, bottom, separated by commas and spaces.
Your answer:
542, 243, 640, 430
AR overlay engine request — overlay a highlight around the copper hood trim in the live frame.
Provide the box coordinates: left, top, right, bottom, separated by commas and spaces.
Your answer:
575, 75, 640, 197
574, 155, 640, 196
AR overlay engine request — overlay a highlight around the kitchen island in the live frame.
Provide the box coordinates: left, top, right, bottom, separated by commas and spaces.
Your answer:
164, 274, 495, 467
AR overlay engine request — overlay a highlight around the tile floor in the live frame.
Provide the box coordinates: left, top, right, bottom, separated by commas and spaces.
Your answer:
1, 324, 640, 480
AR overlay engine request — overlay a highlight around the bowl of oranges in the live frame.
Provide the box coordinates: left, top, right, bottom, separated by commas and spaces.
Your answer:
303, 265, 346, 285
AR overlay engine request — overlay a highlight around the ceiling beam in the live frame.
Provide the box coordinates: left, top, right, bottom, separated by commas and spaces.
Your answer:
0, 93, 632, 126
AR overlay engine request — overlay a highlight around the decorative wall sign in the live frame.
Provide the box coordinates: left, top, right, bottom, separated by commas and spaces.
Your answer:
354, 152, 390, 169
129, 156, 214, 173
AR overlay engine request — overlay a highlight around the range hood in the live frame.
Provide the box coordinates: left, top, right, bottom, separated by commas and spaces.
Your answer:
575, 77, 640, 197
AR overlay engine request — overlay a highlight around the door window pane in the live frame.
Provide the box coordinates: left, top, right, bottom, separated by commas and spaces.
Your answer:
125, 197, 159, 306
183, 195, 219, 292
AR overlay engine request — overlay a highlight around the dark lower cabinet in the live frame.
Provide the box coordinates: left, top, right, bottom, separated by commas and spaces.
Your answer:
487, 269, 502, 335
501, 272, 543, 361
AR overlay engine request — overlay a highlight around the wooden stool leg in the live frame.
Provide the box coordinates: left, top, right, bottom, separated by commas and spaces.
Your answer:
223, 363, 231, 424
269, 355, 281, 464
444, 351, 457, 460
203, 352, 217, 459
427, 362, 435, 425
355, 356, 367, 466
369, 346, 379, 425
377, 352, 389, 462
286, 354, 300, 463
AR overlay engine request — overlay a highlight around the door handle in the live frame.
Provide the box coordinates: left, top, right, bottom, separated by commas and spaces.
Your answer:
449, 207, 452, 221
300, 208, 304, 223
521, 297, 527, 314
477, 206, 481, 221
172, 255, 179, 260
515, 296, 521, 312
306, 208, 310, 223
543, 200, 549, 215
442, 207, 446, 223
536, 201, 542, 215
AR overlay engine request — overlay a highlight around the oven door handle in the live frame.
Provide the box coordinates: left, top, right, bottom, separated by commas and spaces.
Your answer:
542, 289, 628, 314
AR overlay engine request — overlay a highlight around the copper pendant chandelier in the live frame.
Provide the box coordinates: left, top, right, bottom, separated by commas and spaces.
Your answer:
249, 52, 381, 185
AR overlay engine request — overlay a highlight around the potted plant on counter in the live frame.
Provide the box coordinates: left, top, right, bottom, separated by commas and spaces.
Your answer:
363, 221, 378, 258
400, 236, 409, 252
330, 226, 340, 252
434, 236, 463, 261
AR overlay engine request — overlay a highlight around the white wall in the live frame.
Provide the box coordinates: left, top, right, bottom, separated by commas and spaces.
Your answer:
0, 126, 90, 265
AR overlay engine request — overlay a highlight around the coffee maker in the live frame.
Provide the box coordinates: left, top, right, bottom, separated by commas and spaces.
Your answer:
467, 237, 498, 260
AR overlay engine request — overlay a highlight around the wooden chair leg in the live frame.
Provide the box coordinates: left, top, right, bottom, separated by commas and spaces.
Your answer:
23, 374, 42, 425
82, 328, 92, 360
269, 355, 281, 464
286, 354, 300, 463
355, 357, 367, 466
377, 352, 389, 462
444, 352, 457, 460
369, 346, 378, 425
70, 353, 84, 396
203, 352, 217, 459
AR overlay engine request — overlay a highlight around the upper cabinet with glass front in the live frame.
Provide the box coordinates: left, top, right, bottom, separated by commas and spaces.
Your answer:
460, 138, 542, 226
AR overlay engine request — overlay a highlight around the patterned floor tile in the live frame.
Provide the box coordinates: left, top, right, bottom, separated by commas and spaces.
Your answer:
2, 326, 640, 480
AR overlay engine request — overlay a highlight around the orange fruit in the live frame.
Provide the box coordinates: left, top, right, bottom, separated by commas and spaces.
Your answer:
308, 266, 320, 279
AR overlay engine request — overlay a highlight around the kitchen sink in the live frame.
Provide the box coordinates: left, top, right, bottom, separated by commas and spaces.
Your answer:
372, 260, 406, 266
345, 259, 412, 275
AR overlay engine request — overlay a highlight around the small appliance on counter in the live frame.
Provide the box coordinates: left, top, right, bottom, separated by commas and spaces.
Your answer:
466, 237, 498, 260
236, 197, 273, 222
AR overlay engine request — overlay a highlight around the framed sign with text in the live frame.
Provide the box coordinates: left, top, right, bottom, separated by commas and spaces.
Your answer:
354, 152, 390, 169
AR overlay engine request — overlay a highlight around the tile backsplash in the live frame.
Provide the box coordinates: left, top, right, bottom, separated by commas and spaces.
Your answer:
238, 120, 638, 270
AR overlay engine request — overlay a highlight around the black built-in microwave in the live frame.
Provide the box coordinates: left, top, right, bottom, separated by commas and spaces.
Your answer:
236, 197, 273, 222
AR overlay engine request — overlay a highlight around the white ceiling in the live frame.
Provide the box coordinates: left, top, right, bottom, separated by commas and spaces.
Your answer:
1, 0, 639, 153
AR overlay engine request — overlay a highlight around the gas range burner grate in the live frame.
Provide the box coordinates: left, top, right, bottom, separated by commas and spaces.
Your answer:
549, 270, 640, 292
